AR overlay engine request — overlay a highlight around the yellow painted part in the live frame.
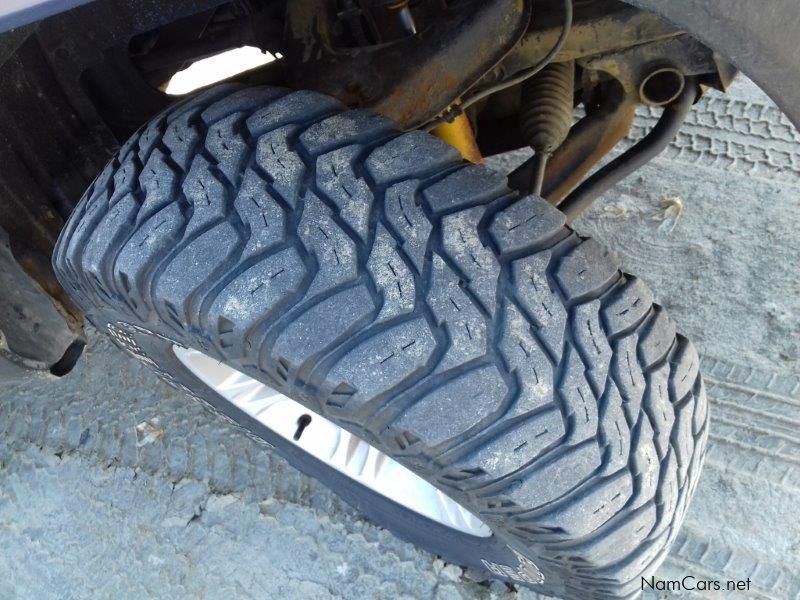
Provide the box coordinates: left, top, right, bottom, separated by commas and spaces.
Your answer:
431, 113, 483, 164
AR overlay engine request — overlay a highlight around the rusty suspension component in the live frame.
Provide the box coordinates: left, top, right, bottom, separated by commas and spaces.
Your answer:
367, 0, 417, 39
506, 27, 719, 210
508, 84, 638, 203
558, 77, 698, 222
284, 0, 531, 130
518, 60, 575, 195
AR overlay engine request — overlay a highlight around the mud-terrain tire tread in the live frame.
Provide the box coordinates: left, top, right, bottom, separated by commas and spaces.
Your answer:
53, 83, 708, 600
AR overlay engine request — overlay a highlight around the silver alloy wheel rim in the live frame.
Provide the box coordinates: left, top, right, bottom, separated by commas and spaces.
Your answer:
173, 345, 492, 537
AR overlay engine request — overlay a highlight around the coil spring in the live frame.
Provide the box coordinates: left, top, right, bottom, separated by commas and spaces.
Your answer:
519, 60, 575, 155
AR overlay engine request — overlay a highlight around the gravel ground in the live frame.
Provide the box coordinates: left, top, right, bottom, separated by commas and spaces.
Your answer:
1, 77, 798, 599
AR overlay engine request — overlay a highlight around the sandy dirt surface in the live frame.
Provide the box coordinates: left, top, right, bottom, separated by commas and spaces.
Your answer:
1, 77, 798, 599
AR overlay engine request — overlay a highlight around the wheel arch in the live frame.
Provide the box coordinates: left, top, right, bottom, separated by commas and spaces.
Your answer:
622, 0, 800, 130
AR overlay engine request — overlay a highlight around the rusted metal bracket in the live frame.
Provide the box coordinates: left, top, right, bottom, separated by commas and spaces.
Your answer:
579, 34, 723, 100
508, 85, 637, 203
501, 3, 682, 77
284, 0, 531, 130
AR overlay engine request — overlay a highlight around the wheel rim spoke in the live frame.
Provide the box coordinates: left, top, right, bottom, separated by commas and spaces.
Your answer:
173, 345, 491, 537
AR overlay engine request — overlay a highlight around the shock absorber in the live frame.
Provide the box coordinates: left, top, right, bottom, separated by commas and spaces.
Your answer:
519, 60, 575, 195
366, 0, 416, 41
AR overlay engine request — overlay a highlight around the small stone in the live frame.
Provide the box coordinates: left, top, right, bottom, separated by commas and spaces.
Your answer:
432, 558, 445, 574
135, 419, 164, 447
439, 563, 462, 583
205, 493, 239, 512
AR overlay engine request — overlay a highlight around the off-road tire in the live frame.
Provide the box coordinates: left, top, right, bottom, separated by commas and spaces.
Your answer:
53, 84, 708, 599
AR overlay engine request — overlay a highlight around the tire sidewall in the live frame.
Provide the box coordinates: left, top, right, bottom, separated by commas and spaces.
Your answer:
101, 317, 545, 589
